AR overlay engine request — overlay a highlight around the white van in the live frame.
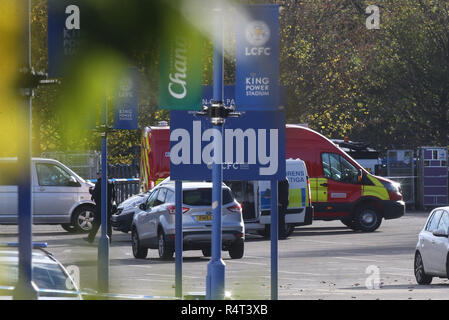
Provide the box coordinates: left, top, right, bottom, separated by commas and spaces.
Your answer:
0, 158, 96, 233
226, 158, 314, 237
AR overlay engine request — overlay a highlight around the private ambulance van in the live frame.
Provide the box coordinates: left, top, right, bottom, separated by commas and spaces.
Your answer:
225, 158, 314, 237
286, 125, 405, 232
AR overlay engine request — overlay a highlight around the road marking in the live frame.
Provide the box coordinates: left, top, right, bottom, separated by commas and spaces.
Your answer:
126, 278, 174, 283
387, 267, 414, 272
382, 272, 412, 277
334, 256, 385, 263
229, 260, 269, 267
244, 255, 268, 259
298, 239, 355, 246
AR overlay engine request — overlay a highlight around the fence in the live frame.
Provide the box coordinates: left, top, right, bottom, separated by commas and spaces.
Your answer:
108, 164, 139, 179
386, 150, 415, 208
113, 179, 140, 204
41, 151, 101, 180
417, 147, 448, 209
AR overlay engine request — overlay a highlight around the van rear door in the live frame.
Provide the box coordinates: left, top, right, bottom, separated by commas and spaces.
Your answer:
259, 159, 310, 225
225, 181, 258, 222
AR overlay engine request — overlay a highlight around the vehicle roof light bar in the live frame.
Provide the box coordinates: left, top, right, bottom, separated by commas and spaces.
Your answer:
0, 242, 48, 249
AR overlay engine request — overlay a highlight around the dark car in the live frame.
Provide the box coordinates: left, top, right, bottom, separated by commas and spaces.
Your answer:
112, 191, 153, 233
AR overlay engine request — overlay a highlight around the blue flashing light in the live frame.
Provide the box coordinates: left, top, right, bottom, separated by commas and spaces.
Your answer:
0, 242, 48, 249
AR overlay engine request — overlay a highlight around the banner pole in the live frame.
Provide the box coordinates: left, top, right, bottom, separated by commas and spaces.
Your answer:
206, 6, 226, 300
270, 179, 278, 300
175, 180, 183, 298
98, 95, 110, 293
14, 0, 38, 300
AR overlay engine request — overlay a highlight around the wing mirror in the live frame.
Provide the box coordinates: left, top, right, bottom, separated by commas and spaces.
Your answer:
432, 229, 449, 237
139, 203, 146, 211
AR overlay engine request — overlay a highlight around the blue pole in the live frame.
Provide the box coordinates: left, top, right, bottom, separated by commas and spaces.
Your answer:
270, 179, 278, 300
206, 6, 225, 300
98, 99, 109, 293
14, 0, 38, 300
175, 180, 183, 298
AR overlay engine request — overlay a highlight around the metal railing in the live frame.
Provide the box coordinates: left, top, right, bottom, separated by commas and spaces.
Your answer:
88, 178, 140, 205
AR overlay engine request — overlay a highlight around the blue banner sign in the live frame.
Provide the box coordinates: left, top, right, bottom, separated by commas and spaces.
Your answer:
235, 5, 279, 111
202, 85, 236, 108
113, 67, 139, 130
169, 110, 286, 181
48, 0, 82, 78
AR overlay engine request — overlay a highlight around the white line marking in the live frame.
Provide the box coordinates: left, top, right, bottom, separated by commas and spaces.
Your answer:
334, 257, 385, 263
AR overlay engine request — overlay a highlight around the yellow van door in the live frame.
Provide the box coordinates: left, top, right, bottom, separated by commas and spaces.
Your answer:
309, 177, 328, 202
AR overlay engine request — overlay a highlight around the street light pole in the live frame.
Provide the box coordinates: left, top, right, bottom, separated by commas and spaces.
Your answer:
206, 7, 226, 300
175, 180, 183, 298
14, 0, 38, 300
98, 97, 110, 293
270, 179, 278, 300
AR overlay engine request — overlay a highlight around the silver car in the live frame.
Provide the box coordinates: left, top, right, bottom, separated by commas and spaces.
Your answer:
414, 207, 449, 284
131, 181, 245, 260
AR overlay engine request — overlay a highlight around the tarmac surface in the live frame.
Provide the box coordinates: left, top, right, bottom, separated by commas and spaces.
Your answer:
1, 210, 448, 300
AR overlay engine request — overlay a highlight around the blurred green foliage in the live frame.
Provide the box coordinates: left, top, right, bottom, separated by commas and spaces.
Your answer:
20, 0, 449, 166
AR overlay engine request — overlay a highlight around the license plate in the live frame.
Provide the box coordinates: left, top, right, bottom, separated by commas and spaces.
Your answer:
197, 215, 212, 221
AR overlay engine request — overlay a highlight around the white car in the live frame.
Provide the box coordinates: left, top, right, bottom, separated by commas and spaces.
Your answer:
414, 207, 449, 284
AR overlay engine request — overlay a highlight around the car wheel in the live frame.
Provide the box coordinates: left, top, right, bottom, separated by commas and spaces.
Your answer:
340, 218, 359, 230
353, 205, 382, 232
202, 248, 211, 257
158, 231, 174, 260
72, 206, 95, 233
61, 223, 77, 233
131, 228, 148, 259
229, 239, 244, 259
414, 251, 432, 285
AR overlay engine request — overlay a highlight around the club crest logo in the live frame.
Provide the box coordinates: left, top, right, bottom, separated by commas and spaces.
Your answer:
245, 20, 270, 46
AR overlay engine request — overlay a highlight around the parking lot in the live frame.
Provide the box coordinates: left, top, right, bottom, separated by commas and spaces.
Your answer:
1, 210, 448, 300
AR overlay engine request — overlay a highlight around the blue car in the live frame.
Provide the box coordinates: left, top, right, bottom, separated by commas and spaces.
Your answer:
0, 243, 81, 299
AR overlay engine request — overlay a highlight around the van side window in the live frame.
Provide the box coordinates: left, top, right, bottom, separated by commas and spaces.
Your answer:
321, 153, 359, 184
36, 163, 76, 187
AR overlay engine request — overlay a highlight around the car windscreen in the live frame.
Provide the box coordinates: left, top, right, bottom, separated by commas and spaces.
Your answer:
183, 188, 234, 206
0, 262, 78, 297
